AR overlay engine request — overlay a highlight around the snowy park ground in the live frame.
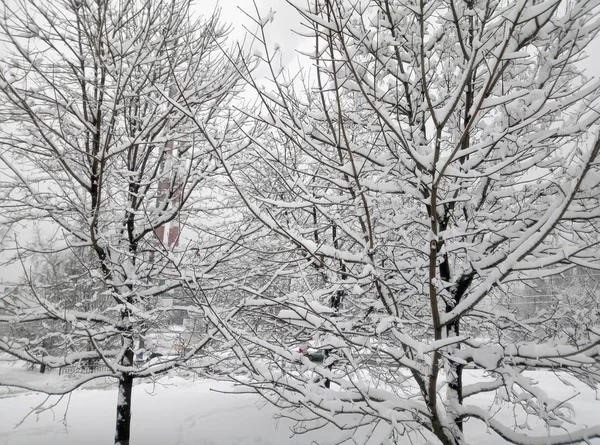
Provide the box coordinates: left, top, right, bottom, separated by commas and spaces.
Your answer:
1, 363, 599, 445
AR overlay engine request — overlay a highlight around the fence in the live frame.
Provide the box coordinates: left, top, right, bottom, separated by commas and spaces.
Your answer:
58, 361, 112, 376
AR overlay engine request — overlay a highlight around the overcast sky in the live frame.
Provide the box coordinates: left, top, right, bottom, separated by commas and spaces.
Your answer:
1, 1, 600, 283
196, 0, 600, 79
197, 1, 300, 47
196, 0, 306, 73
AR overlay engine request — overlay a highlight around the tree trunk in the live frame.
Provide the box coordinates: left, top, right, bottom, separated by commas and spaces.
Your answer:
447, 318, 464, 433
115, 370, 134, 445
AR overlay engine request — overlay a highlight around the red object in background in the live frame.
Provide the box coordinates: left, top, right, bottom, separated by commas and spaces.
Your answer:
168, 225, 179, 247
154, 221, 180, 248
154, 139, 182, 249
155, 225, 165, 245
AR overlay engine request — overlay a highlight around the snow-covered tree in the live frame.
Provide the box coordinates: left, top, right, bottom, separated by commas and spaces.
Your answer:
0, 1, 248, 443
222, 1, 600, 444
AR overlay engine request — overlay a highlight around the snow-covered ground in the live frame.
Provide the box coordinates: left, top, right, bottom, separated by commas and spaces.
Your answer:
0, 365, 599, 445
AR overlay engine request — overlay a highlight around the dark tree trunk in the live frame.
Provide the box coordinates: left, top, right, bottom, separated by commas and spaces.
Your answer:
115, 288, 135, 444
447, 320, 464, 433
444, 272, 473, 434
115, 369, 134, 445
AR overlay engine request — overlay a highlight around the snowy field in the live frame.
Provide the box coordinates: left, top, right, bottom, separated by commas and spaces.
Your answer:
1, 366, 599, 445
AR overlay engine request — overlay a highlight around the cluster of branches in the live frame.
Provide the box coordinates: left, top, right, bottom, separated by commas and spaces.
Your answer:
1, 0, 600, 445
215, 1, 600, 445
0, 0, 255, 444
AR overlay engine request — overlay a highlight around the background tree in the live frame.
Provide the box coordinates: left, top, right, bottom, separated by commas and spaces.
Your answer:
0, 1, 248, 444
222, 1, 600, 444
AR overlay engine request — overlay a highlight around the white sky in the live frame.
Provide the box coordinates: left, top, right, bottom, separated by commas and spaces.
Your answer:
205, 1, 600, 69
197, 0, 301, 51
1, 1, 600, 283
